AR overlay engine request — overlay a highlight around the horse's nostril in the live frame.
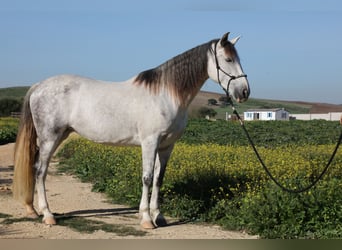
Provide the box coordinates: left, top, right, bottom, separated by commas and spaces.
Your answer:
243, 89, 249, 99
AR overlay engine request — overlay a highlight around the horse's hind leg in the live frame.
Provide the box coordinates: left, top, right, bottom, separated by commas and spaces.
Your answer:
35, 140, 58, 224
35, 131, 70, 225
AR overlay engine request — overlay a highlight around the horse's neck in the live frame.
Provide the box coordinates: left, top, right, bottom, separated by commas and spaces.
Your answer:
183, 86, 206, 108
165, 72, 209, 108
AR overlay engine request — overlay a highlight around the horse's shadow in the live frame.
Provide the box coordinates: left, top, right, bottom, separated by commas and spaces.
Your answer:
0, 165, 14, 186
54, 207, 188, 227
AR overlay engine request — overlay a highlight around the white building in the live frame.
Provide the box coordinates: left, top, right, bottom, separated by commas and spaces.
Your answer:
244, 108, 290, 121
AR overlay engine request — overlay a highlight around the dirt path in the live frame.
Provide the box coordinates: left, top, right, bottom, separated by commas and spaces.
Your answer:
0, 143, 257, 239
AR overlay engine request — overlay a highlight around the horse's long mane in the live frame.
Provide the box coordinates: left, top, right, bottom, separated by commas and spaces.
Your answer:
134, 40, 218, 106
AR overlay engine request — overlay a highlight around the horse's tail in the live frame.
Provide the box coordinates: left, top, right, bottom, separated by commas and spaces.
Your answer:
13, 87, 37, 205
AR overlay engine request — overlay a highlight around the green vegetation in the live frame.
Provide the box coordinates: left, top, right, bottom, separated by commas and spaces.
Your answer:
0, 87, 29, 117
181, 119, 341, 146
58, 119, 342, 238
0, 87, 28, 143
0, 98, 22, 116
0, 117, 19, 145
195, 107, 217, 118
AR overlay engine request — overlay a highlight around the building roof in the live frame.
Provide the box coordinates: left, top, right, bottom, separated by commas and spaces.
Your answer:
245, 108, 288, 112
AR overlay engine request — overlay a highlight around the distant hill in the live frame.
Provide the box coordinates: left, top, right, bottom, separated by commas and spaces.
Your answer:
190, 91, 342, 120
1, 87, 341, 119
0, 86, 29, 100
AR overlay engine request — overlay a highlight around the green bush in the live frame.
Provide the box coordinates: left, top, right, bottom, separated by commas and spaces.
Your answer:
214, 179, 342, 239
0, 98, 22, 117
0, 117, 19, 145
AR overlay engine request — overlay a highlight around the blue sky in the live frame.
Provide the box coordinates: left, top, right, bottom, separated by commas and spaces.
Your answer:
1, 0, 342, 104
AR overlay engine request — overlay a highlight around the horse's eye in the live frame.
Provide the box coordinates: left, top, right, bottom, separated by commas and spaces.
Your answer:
225, 58, 233, 63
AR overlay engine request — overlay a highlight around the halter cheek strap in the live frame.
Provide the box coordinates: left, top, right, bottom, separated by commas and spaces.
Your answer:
211, 41, 247, 100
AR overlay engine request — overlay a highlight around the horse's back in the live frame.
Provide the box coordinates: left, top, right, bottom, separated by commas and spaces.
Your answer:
29, 75, 110, 135
30, 74, 121, 106
33, 74, 110, 93
30, 75, 93, 116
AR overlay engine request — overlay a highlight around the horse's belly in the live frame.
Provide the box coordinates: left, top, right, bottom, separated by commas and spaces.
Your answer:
72, 118, 140, 146
159, 117, 187, 148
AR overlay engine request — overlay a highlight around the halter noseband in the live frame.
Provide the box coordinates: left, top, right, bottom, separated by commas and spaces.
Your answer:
211, 40, 247, 100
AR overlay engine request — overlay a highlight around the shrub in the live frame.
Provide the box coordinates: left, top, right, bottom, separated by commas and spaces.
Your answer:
0, 98, 22, 117
0, 117, 19, 145
208, 98, 218, 106
193, 107, 217, 118
216, 179, 342, 239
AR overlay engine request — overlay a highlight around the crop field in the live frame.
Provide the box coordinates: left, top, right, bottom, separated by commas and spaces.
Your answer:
57, 119, 342, 239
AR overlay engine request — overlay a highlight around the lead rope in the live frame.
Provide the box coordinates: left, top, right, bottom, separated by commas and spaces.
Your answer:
211, 40, 342, 193
227, 98, 342, 193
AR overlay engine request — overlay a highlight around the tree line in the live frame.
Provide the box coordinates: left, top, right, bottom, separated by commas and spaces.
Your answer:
0, 98, 23, 117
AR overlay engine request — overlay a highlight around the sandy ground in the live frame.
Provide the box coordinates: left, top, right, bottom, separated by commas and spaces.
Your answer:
0, 143, 257, 239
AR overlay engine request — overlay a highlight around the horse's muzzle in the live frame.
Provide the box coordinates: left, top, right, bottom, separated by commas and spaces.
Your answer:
236, 87, 250, 103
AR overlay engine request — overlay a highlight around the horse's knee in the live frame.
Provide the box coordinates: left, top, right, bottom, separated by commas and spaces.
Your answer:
35, 168, 43, 179
142, 174, 153, 186
35, 160, 48, 181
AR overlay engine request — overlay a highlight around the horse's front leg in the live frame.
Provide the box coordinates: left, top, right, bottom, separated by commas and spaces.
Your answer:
150, 144, 174, 227
139, 138, 158, 229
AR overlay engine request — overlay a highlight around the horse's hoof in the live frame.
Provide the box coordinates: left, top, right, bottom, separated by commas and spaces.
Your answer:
26, 211, 39, 219
153, 214, 167, 227
43, 217, 56, 225
141, 221, 156, 229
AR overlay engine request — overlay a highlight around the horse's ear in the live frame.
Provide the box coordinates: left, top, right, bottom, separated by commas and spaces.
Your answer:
230, 36, 241, 45
220, 32, 230, 46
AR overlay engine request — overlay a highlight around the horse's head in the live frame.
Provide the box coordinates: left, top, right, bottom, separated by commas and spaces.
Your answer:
208, 32, 250, 103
